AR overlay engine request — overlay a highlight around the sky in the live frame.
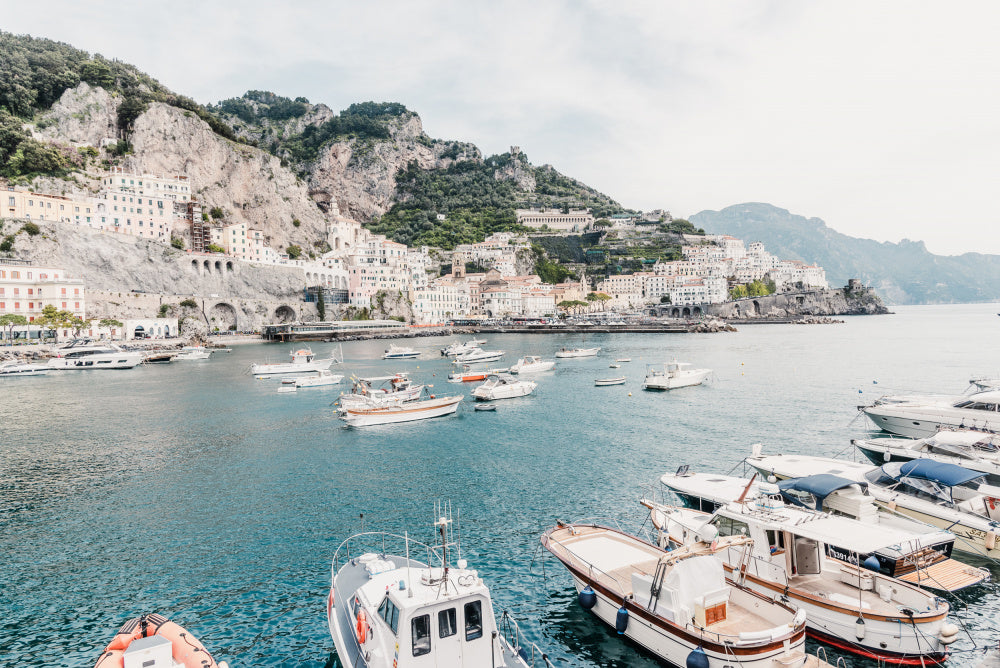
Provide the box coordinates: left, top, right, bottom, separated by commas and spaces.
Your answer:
5, 1, 1000, 255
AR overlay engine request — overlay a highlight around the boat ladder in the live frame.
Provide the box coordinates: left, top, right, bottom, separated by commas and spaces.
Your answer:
647, 559, 669, 612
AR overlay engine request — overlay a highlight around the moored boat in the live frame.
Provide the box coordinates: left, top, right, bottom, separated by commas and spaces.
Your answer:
508, 355, 555, 374
454, 348, 504, 364
341, 395, 461, 427
447, 364, 489, 383
472, 373, 536, 401
0, 359, 50, 376
382, 344, 421, 360
542, 522, 813, 668
861, 389, 1000, 438
660, 466, 989, 592
337, 373, 425, 411
554, 347, 599, 358
174, 346, 212, 360
293, 369, 344, 388
327, 507, 542, 667
93, 612, 230, 668
643, 360, 711, 390
642, 488, 957, 664
250, 347, 336, 375
854, 430, 1000, 485
594, 377, 626, 386
47, 339, 144, 370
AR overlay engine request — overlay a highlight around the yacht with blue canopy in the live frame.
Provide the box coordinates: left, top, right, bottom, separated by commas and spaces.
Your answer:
747, 450, 1000, 560
658, 466, 987, 591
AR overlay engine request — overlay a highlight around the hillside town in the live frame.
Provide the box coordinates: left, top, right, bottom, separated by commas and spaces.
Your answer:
1, 167, 828, 337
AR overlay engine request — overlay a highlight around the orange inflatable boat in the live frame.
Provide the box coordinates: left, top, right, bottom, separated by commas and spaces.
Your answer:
93, 613, 229, 668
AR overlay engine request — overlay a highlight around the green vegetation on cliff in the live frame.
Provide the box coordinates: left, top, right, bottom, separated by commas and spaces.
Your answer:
0, 31, 238, 179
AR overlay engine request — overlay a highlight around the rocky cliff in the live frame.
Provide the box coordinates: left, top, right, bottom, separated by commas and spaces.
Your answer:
702, 285, 889, 319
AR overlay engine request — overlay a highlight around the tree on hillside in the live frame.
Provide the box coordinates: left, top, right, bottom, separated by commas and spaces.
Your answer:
0, 313, 27, 344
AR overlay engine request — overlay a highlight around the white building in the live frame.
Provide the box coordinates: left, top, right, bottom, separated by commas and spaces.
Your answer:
0, 261, 86, 322
102, 167, 191, 203
516, 208, 594, 232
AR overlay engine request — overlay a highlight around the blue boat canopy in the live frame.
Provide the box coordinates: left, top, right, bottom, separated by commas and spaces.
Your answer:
777, 474, 865, 511
891, 459, 984, 487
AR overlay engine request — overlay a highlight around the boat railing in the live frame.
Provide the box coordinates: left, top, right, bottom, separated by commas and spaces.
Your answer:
331, 531, 439, 576
497, 610, 554, 667
724, 547, 789, 588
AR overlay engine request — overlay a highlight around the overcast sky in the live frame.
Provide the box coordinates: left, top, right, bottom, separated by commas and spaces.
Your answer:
6, 1, 1000, 255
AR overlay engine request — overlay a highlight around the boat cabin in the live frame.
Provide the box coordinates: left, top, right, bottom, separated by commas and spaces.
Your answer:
866, 459, 1000, 521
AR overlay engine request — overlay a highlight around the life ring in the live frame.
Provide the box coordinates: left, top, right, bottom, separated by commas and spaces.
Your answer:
356, 609, 367, 644
988, 497, 997, 511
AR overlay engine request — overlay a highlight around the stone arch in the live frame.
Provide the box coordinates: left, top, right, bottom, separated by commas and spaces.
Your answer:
203, 259, 211, 272
692, 306, 702, 316
215, 260, 222, 272
682, 306, 691, 317
671, 307, 680, 318
796, 296, 805, 305
752, 300, 761, 316
191, 259, 199, 272
208, 302, 238, 331
226, 261, 233, 272
274, 305, 296, 323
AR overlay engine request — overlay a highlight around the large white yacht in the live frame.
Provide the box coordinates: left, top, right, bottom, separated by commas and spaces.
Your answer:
47, 339, 144, 370
659, 467, 989, 591
854, 430, 1000, 485
642, 487, 957, 664
0, 359, 49, 376
746, 452, 1000, 560
862, 389, 1000, 438
327, 507, 544, 667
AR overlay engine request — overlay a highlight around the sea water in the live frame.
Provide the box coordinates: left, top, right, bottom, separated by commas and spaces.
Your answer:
2, 303, 999, 667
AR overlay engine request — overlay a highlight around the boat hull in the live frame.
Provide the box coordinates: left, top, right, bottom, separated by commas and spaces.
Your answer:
854, 439, 1000, 486
250, 358, 334, 375
554, 348, 599, 358
510, 362, 555, 374
863, 405, 1000, 438
48, 352, 144, 369
595, 377, 626, 386
644, 369, 711, 390
342, 396, 461, 426
564, 572, 805, 668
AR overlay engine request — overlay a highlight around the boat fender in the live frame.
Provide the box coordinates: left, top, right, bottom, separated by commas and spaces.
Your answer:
615, 606, 629, 634
862, 555, 881, 572
939, 622, 960, 644
884, 452, 891, 462
686, 646, 710, 668
791, 609, 807, 628
855, 617, 866, 640
578, 586, 597, 610
887, 500, 897, 512
356, 609, 368, 643
987, 531, 997, 551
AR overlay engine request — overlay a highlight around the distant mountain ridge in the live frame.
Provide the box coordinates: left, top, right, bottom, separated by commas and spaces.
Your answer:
691, 203, 1000, 305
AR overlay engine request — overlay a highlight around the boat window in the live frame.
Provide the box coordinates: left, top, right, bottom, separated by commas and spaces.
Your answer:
711, 515, 749, 537
438, 608, 457, 638
412, 614, 431, 656
378, 596, 399, 635
464, 600, 483, 640
954, 400, 973, 408
766, 529, 785, 552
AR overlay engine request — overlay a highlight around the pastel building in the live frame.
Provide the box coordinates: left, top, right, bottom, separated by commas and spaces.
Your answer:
0, 261, 86, 322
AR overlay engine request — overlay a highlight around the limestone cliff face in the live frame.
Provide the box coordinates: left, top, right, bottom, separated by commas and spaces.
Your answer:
308, 114, 481, 222
128, 103, 328, 253
704, 286, 889, 319
11, 222, 305, 299
35, 82, 119, 148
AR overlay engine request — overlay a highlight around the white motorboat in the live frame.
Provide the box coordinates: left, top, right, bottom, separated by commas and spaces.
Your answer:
542, 523, 812, 668
0, 359, 49, 376
472, 373, 536, 401
594, 377, 626, 386
642, 488, 957, 664
327, 507, 541, 668
508, 356, 555, 374
855, 430, 1000, 485
337, 374, 425, 412
47, 339, 144, 370
554, 347, 599, 358
174, 346, 212, 360
250, 347, 337, 375
861, 389, 1000, 438
382, 344, 421, 360
440, 340, 483, 357
746, 452, 1000, 560
293, 369, 344, 388
341, 395, 462, 427
643, 360, 711, 390
660, 467, 988, 592
454, 348, 504, 364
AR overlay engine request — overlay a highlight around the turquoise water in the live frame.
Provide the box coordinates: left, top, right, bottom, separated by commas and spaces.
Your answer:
2, 303, 1000, 667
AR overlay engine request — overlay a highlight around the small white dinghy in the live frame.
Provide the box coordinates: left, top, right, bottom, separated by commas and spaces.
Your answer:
595, 377, 626, 386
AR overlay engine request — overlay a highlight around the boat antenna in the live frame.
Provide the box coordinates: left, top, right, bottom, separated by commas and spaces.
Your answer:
735, 472, 758, 504
405, 530, 413, 598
